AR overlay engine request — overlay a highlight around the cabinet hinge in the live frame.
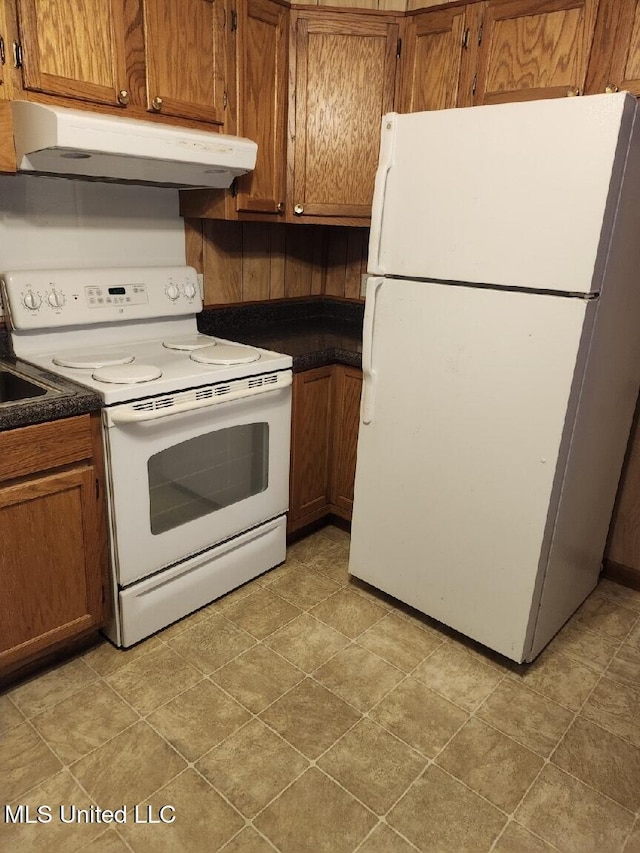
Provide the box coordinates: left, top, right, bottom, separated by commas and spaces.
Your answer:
478, 22, 483, 46
472, 73, 477, 96
13, 41, 23, 68
231, 9, 238, 32
0, 37, 5, 66
462, 28, 469, 49
95, 478, 100, 500
396, 37, 402, 59
231, 177, 238, 197
223, 90, 228, 109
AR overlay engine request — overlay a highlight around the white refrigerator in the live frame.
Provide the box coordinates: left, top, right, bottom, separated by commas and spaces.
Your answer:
349, 93, 640, 663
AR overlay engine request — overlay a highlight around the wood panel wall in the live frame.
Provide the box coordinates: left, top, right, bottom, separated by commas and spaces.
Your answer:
186, 219, 368, 306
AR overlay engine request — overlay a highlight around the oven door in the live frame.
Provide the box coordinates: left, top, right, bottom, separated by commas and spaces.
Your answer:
102, 371, 292, 587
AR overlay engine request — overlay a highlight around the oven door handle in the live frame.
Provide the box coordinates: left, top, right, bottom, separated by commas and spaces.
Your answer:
107, 373, 292, 425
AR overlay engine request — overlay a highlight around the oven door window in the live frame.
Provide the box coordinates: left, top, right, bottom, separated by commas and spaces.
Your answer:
148, 423, 269, 534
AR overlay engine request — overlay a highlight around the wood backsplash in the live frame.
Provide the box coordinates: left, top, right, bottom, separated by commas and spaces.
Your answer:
185, 219, 368, 306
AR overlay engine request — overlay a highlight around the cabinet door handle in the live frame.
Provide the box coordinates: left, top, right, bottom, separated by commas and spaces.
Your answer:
605, 83, 619, 94
117, 89, 130, 105
293, 203, 304, 215
276, 202, 284, 213
151, 96, 163, 112
566, 87, 580, 97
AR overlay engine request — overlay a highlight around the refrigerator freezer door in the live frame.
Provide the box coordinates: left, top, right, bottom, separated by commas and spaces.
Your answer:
368, 94, 635, 294
350, 278, 593, 662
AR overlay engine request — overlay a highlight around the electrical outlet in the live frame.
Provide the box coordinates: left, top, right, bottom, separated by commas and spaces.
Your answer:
360, 274, 368, 298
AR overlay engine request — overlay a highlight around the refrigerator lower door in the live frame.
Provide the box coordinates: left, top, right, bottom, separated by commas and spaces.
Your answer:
350, 277, 594, 663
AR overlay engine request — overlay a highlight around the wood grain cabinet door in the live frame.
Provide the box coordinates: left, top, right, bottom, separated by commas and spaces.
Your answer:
400, 5, 480, 112
235, 0, 288, 215
16, 0, 129, 106
586, 0, 640, 96
330, 365, 362, 520
289, 11, 400, 225
474, 0, 600, 104
142, 0, 225, 123
0, 466, 107, 669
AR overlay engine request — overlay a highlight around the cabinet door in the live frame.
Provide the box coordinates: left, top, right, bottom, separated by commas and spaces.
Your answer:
330, 365, 362, 520
290, 11, 399, 225
289, 366, 334, 531
16, 0, 129, 106
0, 466, 107, 669
400, 6, 478, 112
586, 0, 640, 96
474, 0, 599, 104
143, 0, 225, 123
235, 0, 288, 215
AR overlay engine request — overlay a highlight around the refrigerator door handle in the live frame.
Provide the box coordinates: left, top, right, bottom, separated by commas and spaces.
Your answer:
368, 114, 397, 275
361, 277, 384, 425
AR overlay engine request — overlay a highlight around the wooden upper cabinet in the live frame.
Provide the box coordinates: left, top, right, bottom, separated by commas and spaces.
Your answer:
400, 5, 479, 112
142, 0, 225, 123
586, 0, 640, 96
474, 0, 600, 104
15, 0, 129, 106
289, 10, 400, 225
235, 0, 288, 215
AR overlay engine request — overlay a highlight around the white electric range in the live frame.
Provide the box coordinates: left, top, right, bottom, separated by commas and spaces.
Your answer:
1, 266, 293, 647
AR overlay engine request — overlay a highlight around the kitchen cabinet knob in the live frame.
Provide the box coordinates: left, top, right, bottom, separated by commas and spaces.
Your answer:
276, 202, 284, 214
566, 87, 580, 97
151, 96, 164, 112
117, 89, 130, 105
293, 203, 304, 215
605, 83, 619, 94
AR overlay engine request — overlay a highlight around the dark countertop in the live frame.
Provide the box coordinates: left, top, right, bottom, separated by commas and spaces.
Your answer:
197, 297, 363, 373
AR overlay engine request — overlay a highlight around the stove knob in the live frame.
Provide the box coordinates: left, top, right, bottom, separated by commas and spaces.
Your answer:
165, 284, 180, 301
47, 289, 65, 309
183, 282, 197, 299
23, 291, 42, 311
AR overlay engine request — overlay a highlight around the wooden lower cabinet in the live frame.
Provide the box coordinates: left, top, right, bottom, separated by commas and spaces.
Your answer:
0, 414, 110, 673
288, 364, 362, 534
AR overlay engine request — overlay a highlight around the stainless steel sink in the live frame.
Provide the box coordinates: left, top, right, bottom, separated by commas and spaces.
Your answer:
0, 365, 63, 406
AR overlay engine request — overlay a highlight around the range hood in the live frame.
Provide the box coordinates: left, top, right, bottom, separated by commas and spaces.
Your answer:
10, 101, 257, 188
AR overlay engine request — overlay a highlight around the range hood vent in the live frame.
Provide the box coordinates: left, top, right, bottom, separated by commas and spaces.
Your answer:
10, 101, 257, 189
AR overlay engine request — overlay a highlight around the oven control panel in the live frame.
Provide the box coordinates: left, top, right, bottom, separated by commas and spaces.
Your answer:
1, 266, 202, 330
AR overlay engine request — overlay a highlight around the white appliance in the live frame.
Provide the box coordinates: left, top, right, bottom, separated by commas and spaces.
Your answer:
349, 93, 640, 663
1, 267, 292, 647
10, 101, 257, 188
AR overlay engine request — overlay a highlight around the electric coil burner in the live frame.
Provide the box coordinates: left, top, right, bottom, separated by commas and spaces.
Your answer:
1, 266, 293, 647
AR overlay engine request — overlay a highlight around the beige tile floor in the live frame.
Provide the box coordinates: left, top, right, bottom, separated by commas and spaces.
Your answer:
2, 525, 640, 852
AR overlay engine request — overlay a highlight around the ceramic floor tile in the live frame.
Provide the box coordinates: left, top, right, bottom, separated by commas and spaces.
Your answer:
2, 770, 103, 853
79, 829, 131, 852
436, 717, 544, 812
156, 606, 212, 640
263, 613, 351, 672
581, 676, 640, 747
310, 588, 386, 639
8, 658, 98, 717
597, 579, 640, 613
318, 718, 426, 815
516, 764, 634, 853
628, 618, 640, 649
508, 647, 601, 711
357, 612, 444, 672
493, 821, 559, 852
119, 768, 243, 852
210, 644, 304, 714
624, 823, 640, 853
32, 682, 138, 765
369, 677, 468, 758
573, 594, 638, 641
476, 679, 574, 757
551, 717, 640, 812
313, 644, 404, 712
387, 765, 507, 853
82, 636, 163, 678
147, 680, 251, 762
0, 721, 62, 803
165, 613, 255, 674
356, 823, 419, 853
305, 542, 351, 585
223, 587, 301, 639
412, 643, 503, 711
220, 826, 279, 853
607, 643, 640, 690
258, 557, 303, 588
254, 767, 377, 853
205, 578, 261, 611
196, 719, 308, 818
287, 531, 338, 563
71, 721, 186, 809
260, 677, 360, 759
266, 566, 340, 610
347, 577, 396, 611
0, 694, 24, 734
319, 524, 351, 546
106, 645, 202, 715
549, 621, 621, 673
